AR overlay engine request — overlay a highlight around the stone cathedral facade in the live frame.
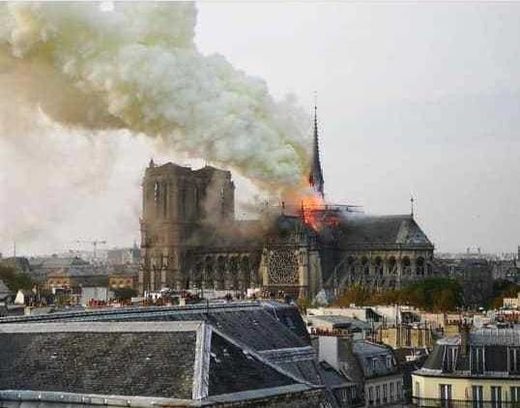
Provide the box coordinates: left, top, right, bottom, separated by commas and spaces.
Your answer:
139, 114, 435, 299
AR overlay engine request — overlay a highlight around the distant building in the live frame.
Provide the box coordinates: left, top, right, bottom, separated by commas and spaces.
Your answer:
107, 264, 139, 290
493, 259, 520, 282
375, 324, 434, 350
30, 256, 91, 282
106, 246, 140, 266
433, 257, 494, 307
308, 306, 385, 325
416, 312, 464, 331
79, 287, 113, 306
46, 268, 108, 293
307, 314, 373, 340
108, 273, 137, 290
503, 293, 520, 309
412, 327, 520, 407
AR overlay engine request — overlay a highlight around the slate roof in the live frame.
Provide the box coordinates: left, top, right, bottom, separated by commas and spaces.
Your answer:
208, 330, 295, 396
318, 361, 352, 389
47, 267, 101, 277
417, 328, 520, 378
0, 301, 309, 347
338, 214, 433, 250
351, 340, 399, 379
0, 322, 198, 399
0, 302, 324, 393
0, 321, 319, 404
30, 257, 90, 269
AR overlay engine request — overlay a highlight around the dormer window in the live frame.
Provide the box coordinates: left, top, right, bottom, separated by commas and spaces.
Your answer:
386, 355, 392, 368
442, 346, 458, 373
471, 346, 484, 374
372, 357, 378, 370
509, 347, 520, 373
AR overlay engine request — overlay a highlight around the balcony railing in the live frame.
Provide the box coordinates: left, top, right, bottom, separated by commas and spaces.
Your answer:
412, 397, 520, 408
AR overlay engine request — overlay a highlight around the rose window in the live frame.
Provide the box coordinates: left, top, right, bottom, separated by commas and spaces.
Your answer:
268, 249, 299, 284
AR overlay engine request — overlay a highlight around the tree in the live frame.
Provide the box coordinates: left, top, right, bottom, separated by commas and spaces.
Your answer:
334, 285, 371, 307
488, 280, 520, 309
113, 287, 138, 301
0, 265, 34, 293
332, 278, 463, 312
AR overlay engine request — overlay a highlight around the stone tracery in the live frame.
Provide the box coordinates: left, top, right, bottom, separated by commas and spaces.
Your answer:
267, 249, 299, 284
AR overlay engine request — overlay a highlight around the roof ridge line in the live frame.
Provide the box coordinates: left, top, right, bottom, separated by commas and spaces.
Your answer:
192, 321, 212, 400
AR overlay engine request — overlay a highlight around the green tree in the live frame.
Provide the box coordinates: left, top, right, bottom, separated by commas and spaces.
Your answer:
0, 265, 34, 293
488, 280, 520, 309
112, 287, 138, 301
333, 278, 463, 312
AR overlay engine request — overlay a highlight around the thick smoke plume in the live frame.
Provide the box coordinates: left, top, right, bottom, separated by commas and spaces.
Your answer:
0, 2, 310, 191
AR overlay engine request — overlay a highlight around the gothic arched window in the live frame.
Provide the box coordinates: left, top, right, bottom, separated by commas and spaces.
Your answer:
402, 257, 411, 275
154, 181, 160, 203
416, 257, 425, 276
204, 256, 214, 287
374, 257, 383, 276
361, 257, 369, 275
388, 257, 397, 275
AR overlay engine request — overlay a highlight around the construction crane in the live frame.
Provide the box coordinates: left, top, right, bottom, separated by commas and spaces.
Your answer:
74, 240, 107, 260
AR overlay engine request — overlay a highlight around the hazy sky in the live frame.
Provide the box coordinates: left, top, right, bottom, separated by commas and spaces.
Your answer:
1, 2, 520, 256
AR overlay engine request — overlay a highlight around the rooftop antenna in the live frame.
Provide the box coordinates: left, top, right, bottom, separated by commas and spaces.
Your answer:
410, 195, 415, 217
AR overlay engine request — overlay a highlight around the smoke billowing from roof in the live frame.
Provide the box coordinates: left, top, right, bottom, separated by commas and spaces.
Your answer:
0, 2, 310, 191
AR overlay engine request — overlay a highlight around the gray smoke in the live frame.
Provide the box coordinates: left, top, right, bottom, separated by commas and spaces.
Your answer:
0, 2, 311, 191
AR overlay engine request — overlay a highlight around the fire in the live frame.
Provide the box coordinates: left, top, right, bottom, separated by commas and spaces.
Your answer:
280, 179, 334, 231
301, 193, 325, 230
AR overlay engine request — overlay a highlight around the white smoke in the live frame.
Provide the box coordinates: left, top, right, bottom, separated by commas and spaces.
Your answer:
0, 2, 310, 191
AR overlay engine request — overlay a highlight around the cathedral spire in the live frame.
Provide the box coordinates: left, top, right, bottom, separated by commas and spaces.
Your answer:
308, 101, 325, 198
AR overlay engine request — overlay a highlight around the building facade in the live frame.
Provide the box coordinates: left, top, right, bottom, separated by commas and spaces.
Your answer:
412, 328, 520, 408
376, 324, 434, 350
316, 335, 405, 407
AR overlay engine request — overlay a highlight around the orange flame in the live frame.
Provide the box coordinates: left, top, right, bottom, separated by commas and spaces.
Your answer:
301, 193, 324, 230
280, 179, 329, 231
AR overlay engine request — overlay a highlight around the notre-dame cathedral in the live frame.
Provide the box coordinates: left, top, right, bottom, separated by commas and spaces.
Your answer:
139, 111, 435, 300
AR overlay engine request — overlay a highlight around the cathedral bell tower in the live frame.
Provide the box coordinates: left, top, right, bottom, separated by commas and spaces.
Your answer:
139, 160, 235, 294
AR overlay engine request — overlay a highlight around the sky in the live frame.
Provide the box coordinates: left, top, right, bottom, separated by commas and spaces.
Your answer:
1, 2, 520, 256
